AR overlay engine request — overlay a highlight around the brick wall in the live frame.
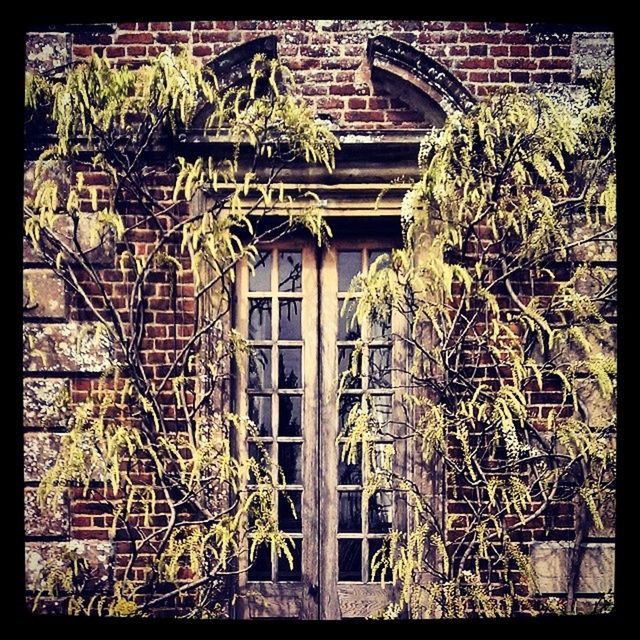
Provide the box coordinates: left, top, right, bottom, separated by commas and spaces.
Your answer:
23, 21, 615, 617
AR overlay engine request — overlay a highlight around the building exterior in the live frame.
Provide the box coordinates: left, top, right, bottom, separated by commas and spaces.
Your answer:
23, 21, 616, 619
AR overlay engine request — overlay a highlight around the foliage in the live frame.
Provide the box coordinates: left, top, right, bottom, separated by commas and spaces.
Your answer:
25, 51, 338, 617
343, 73, 616, 617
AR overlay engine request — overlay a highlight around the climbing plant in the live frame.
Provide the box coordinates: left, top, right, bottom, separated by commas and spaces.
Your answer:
24, 51, 338, 617
343, 72, 616, 617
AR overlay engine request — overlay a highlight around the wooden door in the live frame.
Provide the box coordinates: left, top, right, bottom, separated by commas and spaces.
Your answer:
235, 240, 404, 620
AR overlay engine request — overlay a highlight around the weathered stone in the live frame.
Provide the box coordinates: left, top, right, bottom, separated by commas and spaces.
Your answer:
23, 378, 70, 428
530, 541, 615, 594
25, 540, 113, 591
23, 269, 66, 319
25, 33, 71, 74
23, 322, 113, 373
24, 487, 68, 537
574, 377, 616, 429
571, 32, 615, 81
23, 214, 115, 266
565, 224, 617, 263
24, 432, 61, 482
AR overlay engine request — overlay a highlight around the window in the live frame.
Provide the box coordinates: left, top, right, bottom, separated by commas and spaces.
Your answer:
234, 240, 405, 619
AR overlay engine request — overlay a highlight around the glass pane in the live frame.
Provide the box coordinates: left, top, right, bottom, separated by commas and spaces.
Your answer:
248, 542, 271, 581
338, 300, 361, 341
338, 442, 362, 485
279, 251, 302, 292
278, 538, 302, 581
278, 347, 302, 389
278, 442, 302, 484
249, 251, 272, 292
249, 298, 272, 341
339, 395, 360, 432
339, 491, 362, 532
338, 346, 361, 389
368, 249, 390, 270
278, 490, 302, 533
248, 348, 271, 390
369, 491, 393, 533
338, 251, 362, 292
371, 395, 392, 433
372, 442, 394, 475
338, 539, 362, 582
248, 442, 271, 483
248, 395, 272, 437
369, 347, 391, 388
279, 299, 301, 340
370, 314, 391, 340
368, 538, 389, 582
279, 395, 302, 437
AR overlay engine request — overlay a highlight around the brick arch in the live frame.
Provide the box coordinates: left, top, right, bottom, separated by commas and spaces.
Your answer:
367, 35, 476, 126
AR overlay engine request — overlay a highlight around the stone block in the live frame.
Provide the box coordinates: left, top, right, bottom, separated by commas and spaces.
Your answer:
23, 378, 70, 428
24, 432, 61, 482
571, 32, 615, 81
24, 487, 68, 537
25, 540, 113, 591
530, 541, 615, 594
25, 33, 71, 74
23, 269, 66, 319
23, 322, 113, 373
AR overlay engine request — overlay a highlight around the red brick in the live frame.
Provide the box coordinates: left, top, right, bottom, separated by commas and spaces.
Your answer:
172, 22, 192, 31
74, 33, 112, 45
115, 32, 154, 44
317, 97, 345, 109
136, 23, 148, 30
552, 72, 571, 82
496, 58, 537, 70
466, 22, 486, 31
329, 84, 355, 96
469, 44, 488, 56
510, 71, 530, 83
469, 72, 489, 82
156, 32, 190, 44
510, 45, 530, 56
193, 44, 212, 57
551, 44, 571, 56
215, 20, 236, 30
150, 22, 171, 31
539, 58, 572, 70
73, 45, 91, 58
489, 71, 510, 82
456, 58, 495, 69
386, 110, 424, 124
127, 45, 146, 56
532, 45, 550, 57
105, 47, 126, 59
348, 97, 366, 109
448, 45, 469, 56
502, 32, 530, 44
368, 97, 389, 109
460, 32, 501, 44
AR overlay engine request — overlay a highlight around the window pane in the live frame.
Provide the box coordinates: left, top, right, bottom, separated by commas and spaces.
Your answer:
248, 395, 272, 437
372, 442, 394, 475
368, 539, 389, 583
278, 347, 302, 389
338, 346, 361, 389
249, 251, 272, 292
279, 394, 302, 437
368, 249, 390, 270
371, 395, 392, 433
338, 539, 362, 582
338, 251, 362, 292
278, 442, 302, 484
249, 298, 272, 341
369, 347, 391, 388
339, 395, 360, 433
248, 348, 271, 390
370, 314, 391, 340
338, 442, 362, 485
368, 491, 393, 533
279, 251, 302, 292
248, 542, 271, 581
248, 442, 271, 483
338, 301, 361, 341
279, 299, 301, 340
278, 490, 302, 533
338, 491, 362, 532
278, 538, 302, 581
